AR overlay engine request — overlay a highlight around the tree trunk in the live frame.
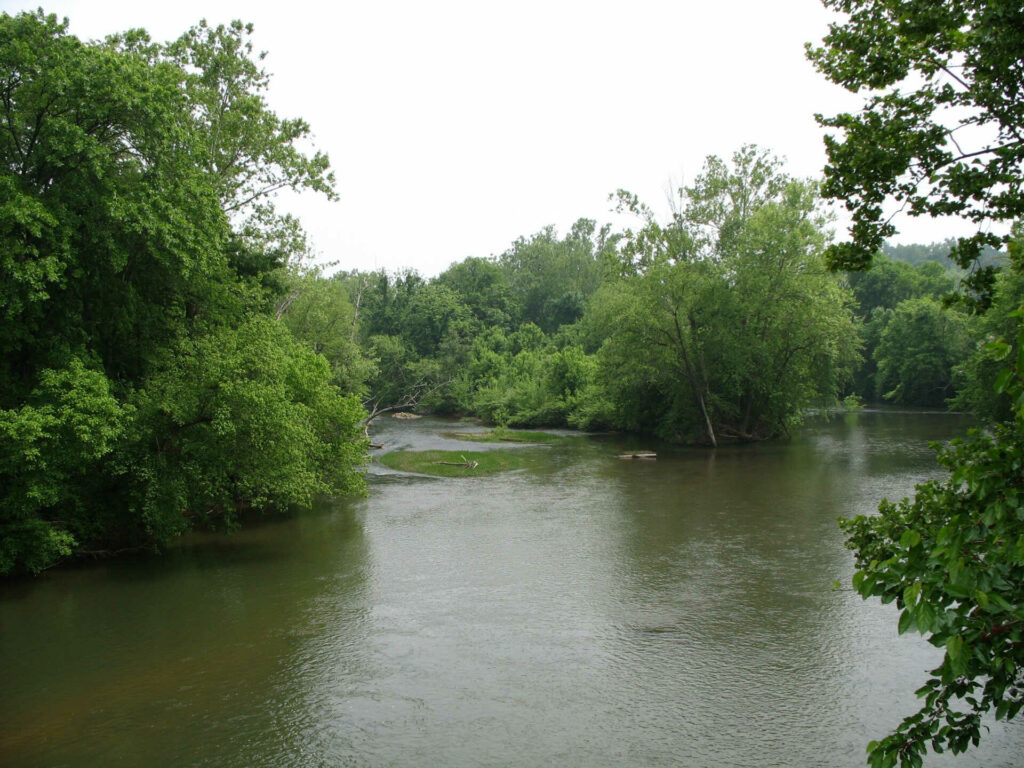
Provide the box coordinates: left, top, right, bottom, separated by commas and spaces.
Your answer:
672, 310, 717, 447
696, 389, 717, 447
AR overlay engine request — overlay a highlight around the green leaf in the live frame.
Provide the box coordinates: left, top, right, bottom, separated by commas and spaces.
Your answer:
898, 608, 916, 635
946, 635, 967, 676
995, 368, 1015, 394
916, 601, 936, 634
986, 341, 1012, 362
900, 529, 922, 548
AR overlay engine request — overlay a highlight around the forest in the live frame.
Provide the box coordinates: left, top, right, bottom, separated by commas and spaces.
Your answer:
0, 9, 1019, 575
2, 2, 1024, 766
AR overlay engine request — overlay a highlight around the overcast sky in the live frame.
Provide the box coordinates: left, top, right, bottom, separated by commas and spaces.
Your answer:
1, 0, 970, 276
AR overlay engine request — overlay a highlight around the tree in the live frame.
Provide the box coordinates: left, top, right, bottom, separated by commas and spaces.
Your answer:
498, 219, 612, 334
0, 12, 365, 574
953, 236, 1024, 420
844, 256, 960, 400
811, 2, 1024, 762
278, 269, 375, 395
587, 252, 724, 443
446, 323, 596, 428
881, 239, 1004, 271
873, 297, 974, 407
131, 318, 366, 542
807, 0, 1024, 303
841, 351, 1024, 767
0, 359, 132, 572
589, 147, 859, 445
435, 256, 519, 331
342, 269, 470, 420
847, 256, 956, 318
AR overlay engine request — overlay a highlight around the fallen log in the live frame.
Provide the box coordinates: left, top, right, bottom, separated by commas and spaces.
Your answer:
618, 452, 657, 459
436, 455, 479, 469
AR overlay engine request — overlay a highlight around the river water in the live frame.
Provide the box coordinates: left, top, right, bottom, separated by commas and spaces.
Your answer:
2, 411, 1023, 767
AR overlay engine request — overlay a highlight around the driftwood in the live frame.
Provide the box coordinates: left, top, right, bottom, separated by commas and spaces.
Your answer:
618, 452, 657, 459
361, 377, 452, 426
392, 412, 422, 420
436, 455, 479, 469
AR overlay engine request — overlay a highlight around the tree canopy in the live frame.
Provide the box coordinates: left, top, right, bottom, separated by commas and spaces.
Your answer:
807, 0, 1024, 302
0, 12, 366, 574
811, 1, 1024, 764
590, 147, 859, 445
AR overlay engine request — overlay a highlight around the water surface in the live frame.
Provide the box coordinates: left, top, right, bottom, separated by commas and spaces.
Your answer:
2, 411, 1022, 766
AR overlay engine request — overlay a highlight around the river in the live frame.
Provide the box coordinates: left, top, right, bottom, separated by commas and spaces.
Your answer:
2, 411, 1022, 767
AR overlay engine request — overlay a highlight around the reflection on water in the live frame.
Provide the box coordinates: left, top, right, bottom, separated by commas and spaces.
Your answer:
2, 412, 1022, 766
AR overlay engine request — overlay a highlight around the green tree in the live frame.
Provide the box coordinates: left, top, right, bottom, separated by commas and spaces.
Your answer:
587, 254, 724, 442
447, 323, 596, 428
346, 270, 475, 419
0, 359, 132, 572
953, 241, 1024, 420
841, 352, 1024, 766
845, 256, 959, 400
881, 239, 1004, 271
873, 297, 974, 407
811, 2, 1024, 763
132, 318, 366, 543
847, 256, 956, 318
435, 256, 519, 331
852, 306, 893, 400
277, 269, 375, 396
0, 12, 364, 574
354, 268, 425, 340
402, 284, 475, 359
498, 219, 612, 334
590, 147, 859, 444
807, 0, 1024, 302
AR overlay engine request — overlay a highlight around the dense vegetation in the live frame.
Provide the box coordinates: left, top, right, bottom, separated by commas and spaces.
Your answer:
315, 168, 1004, 438
810, 0, 1024, 765
2, 9, 1016, 579
2, 3, 1023, 766
0, 13, 367, 575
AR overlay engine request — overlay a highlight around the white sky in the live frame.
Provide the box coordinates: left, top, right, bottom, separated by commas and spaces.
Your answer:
0, 0, 974, 276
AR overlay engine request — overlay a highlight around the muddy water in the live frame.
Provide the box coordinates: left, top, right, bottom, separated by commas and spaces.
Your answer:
2, 411, 1022, 766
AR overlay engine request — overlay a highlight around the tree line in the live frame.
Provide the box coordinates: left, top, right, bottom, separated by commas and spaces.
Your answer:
3, 3, 1024, 764
1, 10, 1018, 578
298, 157, 1015, 438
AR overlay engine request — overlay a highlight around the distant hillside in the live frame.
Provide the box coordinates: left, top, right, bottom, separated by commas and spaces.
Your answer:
881, 238, 1004, 270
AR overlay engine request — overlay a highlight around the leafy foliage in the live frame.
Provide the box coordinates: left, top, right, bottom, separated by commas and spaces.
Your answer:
841, 333, 1024, 765
847, 256, 956, 317
807, 0, 1024, 302
588, 147, 859, 444
0, 359, 133, 572
881, 239, 1004, 271
873, 298, 974, 407
953, 232, 1024, 420
435, 256, 519, 331
812, 2, 1024, 762
278, 269, 375, 395
497, 219, 614, 334
0, 12, 365, 574
132, 318, 366, 541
